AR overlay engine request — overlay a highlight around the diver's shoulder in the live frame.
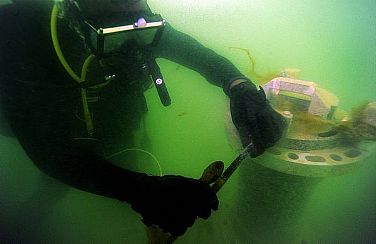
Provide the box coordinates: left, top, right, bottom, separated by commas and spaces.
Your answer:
0, 1, 55, 38
0, 2, 18, 17
0, 0, 53, 20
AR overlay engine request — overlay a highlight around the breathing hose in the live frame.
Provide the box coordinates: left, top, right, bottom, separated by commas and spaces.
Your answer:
50, 4, 95, 135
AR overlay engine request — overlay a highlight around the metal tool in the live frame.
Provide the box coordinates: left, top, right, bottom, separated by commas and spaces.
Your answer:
164, 141, 255, 244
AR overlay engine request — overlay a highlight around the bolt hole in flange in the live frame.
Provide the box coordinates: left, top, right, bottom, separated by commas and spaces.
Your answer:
288, 153, 299, 160
305, 155, 326, 162
330, 154, 343, 161
344, 149, 362, 158
317, 129, 339, 138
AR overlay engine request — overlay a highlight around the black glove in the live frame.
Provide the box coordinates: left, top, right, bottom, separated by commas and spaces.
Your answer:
229, 81, 285, 157
128, 174, 218, 236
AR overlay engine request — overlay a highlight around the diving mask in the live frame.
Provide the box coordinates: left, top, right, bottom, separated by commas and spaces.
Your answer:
84, 14, 166, 57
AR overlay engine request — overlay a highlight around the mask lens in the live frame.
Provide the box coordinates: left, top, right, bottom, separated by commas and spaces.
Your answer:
85, 15, 165, 56
89, 31, 132, 54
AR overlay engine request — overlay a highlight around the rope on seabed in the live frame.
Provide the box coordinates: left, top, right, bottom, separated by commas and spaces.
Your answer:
107, 148, 163, 176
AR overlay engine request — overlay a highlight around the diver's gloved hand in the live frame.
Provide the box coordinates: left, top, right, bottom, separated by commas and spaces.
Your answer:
128, 174, 218, 236
229, 81, 285, 157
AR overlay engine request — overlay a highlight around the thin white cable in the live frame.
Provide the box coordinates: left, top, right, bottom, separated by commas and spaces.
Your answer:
106, 148, 163, 176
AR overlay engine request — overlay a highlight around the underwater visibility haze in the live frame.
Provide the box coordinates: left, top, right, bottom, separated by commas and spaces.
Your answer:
1, 0, 376, 243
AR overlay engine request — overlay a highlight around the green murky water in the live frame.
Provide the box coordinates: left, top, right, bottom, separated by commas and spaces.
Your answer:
1, 0, 375, 243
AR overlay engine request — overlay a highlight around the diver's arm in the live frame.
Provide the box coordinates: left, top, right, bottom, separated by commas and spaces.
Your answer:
32, 143, 217, 237
155, 24, 285, 156
154, 24, 251, 95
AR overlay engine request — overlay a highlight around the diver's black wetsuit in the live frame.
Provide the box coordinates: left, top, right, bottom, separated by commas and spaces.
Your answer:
0, 1, 246, 201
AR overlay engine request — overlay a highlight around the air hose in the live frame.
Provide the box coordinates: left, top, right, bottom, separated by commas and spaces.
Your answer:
50, 4, 95, 135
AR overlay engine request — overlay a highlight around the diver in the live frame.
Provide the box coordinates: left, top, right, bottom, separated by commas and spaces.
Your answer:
0, 0, 285, 238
